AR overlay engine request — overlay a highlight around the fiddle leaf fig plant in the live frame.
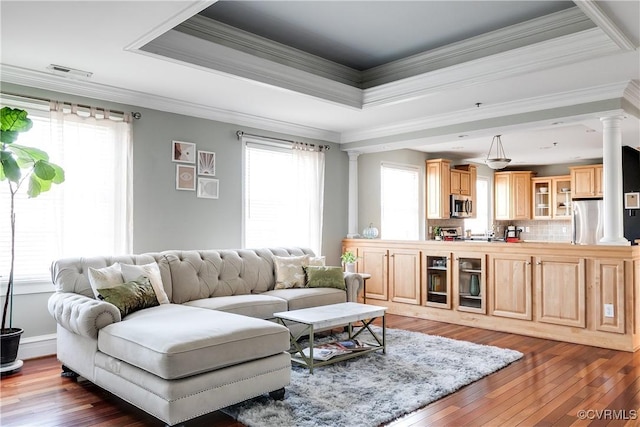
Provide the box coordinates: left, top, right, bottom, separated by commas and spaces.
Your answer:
1, 107, 65, 332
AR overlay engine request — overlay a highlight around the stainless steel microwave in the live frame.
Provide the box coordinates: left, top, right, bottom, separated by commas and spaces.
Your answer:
450, 194, 472, 218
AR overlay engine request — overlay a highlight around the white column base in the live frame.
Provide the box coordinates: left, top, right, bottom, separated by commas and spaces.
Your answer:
346, 233, 360, 239
598, 237, 630, 245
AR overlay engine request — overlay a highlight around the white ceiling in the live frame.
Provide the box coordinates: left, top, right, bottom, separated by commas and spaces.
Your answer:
1, 0, 638, 166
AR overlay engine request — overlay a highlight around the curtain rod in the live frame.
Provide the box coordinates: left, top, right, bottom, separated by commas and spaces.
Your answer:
236, 131, 330, 150
1, 91, 141, 119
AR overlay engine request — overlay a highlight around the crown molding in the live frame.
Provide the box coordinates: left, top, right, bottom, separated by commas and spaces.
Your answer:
574, 0, 636, 51
343, 81, 632, 143
0, 64, 341, 143
141, 29, 363, 109
362, 28, 619, 109
361, 7, 594, 88
623, 80, 640, 108
176, 15, 362, 87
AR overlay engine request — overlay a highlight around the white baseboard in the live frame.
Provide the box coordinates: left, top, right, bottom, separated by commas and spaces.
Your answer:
17, 333, 57, 360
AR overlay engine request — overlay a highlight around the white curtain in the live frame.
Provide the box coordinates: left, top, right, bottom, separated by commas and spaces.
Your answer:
293, 143, 325, 256
49, 102, 133, 257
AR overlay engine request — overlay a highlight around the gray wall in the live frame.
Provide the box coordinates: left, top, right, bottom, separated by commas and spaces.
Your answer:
1, 83, 349, 339
357, 149, 429, 238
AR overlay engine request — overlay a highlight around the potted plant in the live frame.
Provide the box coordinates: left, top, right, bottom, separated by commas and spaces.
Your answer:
1, 107, 65, 371
340, 251, 358, 273
433, 226, 442, 240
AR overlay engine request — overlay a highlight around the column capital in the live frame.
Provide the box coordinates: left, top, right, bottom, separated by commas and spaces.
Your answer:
600, 115, 625, 125
347, 151, 361, 160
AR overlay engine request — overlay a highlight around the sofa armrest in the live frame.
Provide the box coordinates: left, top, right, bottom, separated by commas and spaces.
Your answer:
343, 273, 363, 302
48, 292, 121, 339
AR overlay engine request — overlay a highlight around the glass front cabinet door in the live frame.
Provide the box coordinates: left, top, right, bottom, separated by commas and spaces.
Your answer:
453, 253, 486, 314
424, 252, 452, 309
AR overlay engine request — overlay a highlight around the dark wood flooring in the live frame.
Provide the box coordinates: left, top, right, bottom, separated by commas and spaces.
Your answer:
1, 314, 638, 426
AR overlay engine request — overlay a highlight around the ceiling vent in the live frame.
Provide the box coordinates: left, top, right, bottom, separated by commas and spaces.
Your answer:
47, 64, 93, 79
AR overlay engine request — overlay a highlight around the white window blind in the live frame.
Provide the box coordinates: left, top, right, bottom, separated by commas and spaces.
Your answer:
0, 98, 132, 284
243, 139, 324, 254
381, 163, 420, 240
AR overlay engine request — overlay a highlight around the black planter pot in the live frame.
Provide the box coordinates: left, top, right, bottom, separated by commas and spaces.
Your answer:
1, 328, 24, 365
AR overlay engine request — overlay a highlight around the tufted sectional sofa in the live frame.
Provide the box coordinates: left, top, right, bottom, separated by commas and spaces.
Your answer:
47, 247, 362, 426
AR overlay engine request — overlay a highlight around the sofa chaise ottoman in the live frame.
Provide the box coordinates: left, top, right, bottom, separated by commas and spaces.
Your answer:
47, 247, 362, 425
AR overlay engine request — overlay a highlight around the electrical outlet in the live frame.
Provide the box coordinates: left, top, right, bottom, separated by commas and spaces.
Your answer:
604, 304, 614, 318
562, 227, 567, 233
525, 227, 530, 232
429, 226, 433, 234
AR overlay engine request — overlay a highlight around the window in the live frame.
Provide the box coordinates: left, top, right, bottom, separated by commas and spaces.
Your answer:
380, 163, 420, 240
465, 176, 490, 235
0, 98, 132, 285
243, 138, 325, 255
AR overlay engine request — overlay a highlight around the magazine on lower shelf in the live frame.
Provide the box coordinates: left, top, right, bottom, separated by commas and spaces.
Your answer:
301, 340, 373, 360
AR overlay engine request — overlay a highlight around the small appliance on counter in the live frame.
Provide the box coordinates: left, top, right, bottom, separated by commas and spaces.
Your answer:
440, 227, 460, 241
504, 226, 522, 243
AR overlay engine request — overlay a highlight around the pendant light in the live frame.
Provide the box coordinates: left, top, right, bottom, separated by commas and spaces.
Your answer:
485, 134, 511, 170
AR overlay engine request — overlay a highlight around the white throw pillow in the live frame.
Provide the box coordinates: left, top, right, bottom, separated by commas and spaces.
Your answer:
273, 255, 310, 289
88, 264, 124, 298
119, 262, 170, 305
308, 256, 326, 266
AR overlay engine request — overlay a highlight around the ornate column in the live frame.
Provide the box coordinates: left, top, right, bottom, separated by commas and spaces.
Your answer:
599, 115, 629, 245
347, 151, 360, 238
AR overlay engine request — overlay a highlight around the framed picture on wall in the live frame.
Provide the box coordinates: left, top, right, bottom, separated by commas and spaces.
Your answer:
197, 177, 219, 199
172, 140, 196, 163
197, 150, 216, 176
176, 165, 196, 191
624, 192, 639, 209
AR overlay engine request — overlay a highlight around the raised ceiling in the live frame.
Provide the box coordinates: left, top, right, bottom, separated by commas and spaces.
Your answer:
199, 1, 575, 70
1, 1, 638, 166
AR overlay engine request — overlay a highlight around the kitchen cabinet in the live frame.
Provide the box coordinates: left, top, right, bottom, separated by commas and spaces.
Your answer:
389, 249, 421, 305
450, 169, 471, 196
494, 171, 533, 220
532, 177, 552, 219
532, 175, 572, 219
426, 159, 451, 219
570, 164, 603, 198
424, 251, 452, 309
453, 252, 486, 314
455, 164, 477, 217
535, 255, 586, 328
593, 259, 625, 334
489, 254, 532, 320
551, 176, 572, 219
358, 246, 388, 301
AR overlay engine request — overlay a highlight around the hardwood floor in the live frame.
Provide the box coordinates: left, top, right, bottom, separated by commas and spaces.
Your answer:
2, 314, 638, 426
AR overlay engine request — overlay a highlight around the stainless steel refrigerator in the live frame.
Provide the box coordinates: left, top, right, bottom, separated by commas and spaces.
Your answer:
572, 199, 604, 245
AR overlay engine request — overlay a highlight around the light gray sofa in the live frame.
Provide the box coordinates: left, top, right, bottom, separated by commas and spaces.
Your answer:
47, 247, 362, 426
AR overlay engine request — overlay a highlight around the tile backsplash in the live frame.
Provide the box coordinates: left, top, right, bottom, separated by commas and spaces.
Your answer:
495, 220, 571, 242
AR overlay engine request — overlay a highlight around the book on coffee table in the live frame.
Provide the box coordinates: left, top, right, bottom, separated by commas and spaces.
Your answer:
302, 342, 351, 360
337, 339, 372, 352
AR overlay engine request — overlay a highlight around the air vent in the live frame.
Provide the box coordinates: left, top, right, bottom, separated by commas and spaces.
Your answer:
47, 64, 93, 79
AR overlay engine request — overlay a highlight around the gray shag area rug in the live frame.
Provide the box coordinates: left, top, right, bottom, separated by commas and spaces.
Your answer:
224, 327, 523, 427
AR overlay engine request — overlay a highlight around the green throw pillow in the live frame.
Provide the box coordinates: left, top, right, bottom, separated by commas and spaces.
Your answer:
97, 277, 159, 318
305, 266, 346, 290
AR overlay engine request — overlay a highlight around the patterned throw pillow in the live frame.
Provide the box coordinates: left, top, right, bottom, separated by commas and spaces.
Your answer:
119, 262, 170, 304
88, 264, 123, 298
305, 266, 346, 290
308, 256, 326, 266
96, 277, 159, 318
273, 255, 310, 289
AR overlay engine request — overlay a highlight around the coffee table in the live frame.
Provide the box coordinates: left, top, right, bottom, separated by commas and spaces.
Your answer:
274, 302, 387, 373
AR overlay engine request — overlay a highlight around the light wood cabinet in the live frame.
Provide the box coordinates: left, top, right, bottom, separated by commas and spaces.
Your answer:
424, 251, 452, 309
489, 254, 532, 320
426, 159, 451, 219
389, 249, 421, 305
450, 169, 471, 196
358, 246, 388, 301
494, 171, 533, 220
532, 175, 572, 219
455, 164, 477, 217
453, 252, 486, 314
535, 255, 586, 328
570, 164, 603, 198
593, 259, 625, 334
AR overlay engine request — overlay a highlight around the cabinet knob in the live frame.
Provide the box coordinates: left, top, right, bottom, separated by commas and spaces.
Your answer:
536, 261, 542, 265
526, 261, 531, 265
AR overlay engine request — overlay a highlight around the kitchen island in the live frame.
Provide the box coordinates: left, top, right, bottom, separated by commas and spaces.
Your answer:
343, 239, 640, 352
